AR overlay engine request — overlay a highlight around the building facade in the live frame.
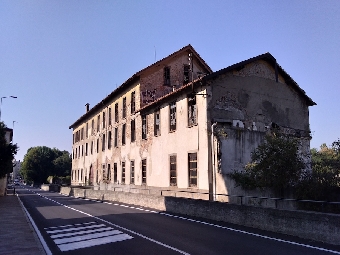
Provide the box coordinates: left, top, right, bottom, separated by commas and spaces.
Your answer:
69, 46, 315, 201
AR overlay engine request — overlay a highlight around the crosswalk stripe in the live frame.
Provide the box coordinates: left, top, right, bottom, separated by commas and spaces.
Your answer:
58, 234, 133, 252
54, 230, 123, 245
50, 227, 113, 239
46, 224, 106, 234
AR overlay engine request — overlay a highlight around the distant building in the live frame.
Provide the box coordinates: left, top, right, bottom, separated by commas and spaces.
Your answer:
69, 45, 315, 201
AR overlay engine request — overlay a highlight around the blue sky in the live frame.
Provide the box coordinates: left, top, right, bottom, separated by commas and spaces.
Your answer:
1, 1, 339, 161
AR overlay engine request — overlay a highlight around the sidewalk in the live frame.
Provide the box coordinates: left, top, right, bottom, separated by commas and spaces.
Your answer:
0, 192, 45, 255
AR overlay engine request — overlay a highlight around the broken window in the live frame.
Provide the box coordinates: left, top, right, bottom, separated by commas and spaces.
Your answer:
123, 97, 127, 119
108, 107, 112, 126
130, 160, 135, 184
131, 119, 136, 142
142, 159, 147, 185
131, 91, 135, 114
108, 131, 112, 149
142, 115, 147, 140
113, 163, 117, 183
188, 153, 197, 187
184, 64, 190, 84
188, 94, 197, 126
154, 109, 160, 136
169, 102, 176, 132
114, 127, 118, 147
107, 164, 111, 181
86, 122, 88, 138
122, 162, 125, 184
102, 134, 105, 151
170, 155, 177, 186
164, 67, 170, 85
122, 123, 126, 145
115, 103, 119, 123
103, 112, 106, 129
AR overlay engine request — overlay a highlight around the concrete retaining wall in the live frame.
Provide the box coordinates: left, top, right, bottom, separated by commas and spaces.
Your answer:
60, 187, 340, 245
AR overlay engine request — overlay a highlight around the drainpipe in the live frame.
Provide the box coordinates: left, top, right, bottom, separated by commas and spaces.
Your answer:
211, 122, 217, 201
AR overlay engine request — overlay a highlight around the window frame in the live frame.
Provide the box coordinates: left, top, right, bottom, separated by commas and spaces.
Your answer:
169, 102, 176, 132
164, 66, 170, 85
131, 119, 136, 142
130, 160, 135, 184
188, 94, 197, 127
142, 114, 147, 140
122, 97, 127, 119
122, 123, 126, 145
170, 154, 177, 186
121, 161, 126, 184
188, 153, 198, 187
154, 109, 160, 136
131, 91, 135, 114
142, 159, 147, 185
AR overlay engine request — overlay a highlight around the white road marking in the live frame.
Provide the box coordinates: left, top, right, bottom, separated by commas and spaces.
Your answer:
58, 233, 133, 252
50, 227, 113, 239
46, 224, 106, 234
54, 229, 123, 244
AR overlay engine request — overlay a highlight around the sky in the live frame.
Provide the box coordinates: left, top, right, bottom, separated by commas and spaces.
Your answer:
1, 0, 340, 161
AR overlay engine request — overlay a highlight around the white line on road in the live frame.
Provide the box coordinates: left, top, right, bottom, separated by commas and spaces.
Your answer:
50, 226, 113, 239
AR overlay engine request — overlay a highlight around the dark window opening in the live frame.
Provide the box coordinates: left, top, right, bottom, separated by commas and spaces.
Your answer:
188, 94, 197, 126
114, 127, 118, 147
184, 64, 190, 84
131, 91, 135, 114
142, 115, 147, 140
131, 119, 136, 142
154, 109, 160, 136
108, 107, 112, 126
123, 97, 127, 119
107, 164, 111, 181
169, 102, 176, 132
122, 124, 126, 145
97, 115, 100, 131
164, 67, 170, 85
102, 134, 106, 151
114, 163, 117, 183
115, 103, 119, 123
122, 162, 125, 184
103, 112, 106, 129
108, 131, 112, 149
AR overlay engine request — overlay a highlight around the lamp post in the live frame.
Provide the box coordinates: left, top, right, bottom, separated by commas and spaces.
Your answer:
0, 96, 17, 121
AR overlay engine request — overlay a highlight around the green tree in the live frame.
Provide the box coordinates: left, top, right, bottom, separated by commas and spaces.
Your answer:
229, 132, 306, 196
0, 121, 18, 178
21, 146, 71, 184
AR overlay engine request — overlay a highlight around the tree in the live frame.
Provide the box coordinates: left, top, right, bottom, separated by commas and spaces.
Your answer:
0, 122, 18, 178
21, 146, 71, 184
229, 132, 306, 196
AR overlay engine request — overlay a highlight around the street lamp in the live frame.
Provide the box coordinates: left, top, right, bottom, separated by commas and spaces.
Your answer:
0, 96, 17, 121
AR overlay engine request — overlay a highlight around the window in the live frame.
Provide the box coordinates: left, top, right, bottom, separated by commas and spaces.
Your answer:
107, 164, 111, 181
170, 155, 177, 186
86, 122, 88, 138
102, 134, 106, 151
122, 123, 126, 145
142, 115, 147, 139
108, 131, 112, 149
164, 67, 170, 85
91, 141, 93, 154
114, 163, 117, 183
142, 159, 147, 184
154, 109, 160, 136
73, 134, 75, 144
96, 139, 99, 152
131, 91, 135, 114
103, 112, 106, 129
108, 107, 112, 126
184, 64, 190, 84
81, 128, 84, 140
97, 115, 100, 131
188, 94, 197, 126
102, 164, 106, 181
130, 160, 135, 184
92, 119, 94, 133
122, 162, 125, 184
85, 143, 88, 156
123, 97, 127, 119
131, 119, 135, 142
115, 103, 119, 123
169, 102, 176, 131
78, 146, 80, 158
75, 148, 77, 158
81, 145, 83, 157
114, 127, 118, 147
188, 153, 197, 187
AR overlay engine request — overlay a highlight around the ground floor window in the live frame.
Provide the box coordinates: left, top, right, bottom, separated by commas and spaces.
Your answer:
122, 162, 125, 184
142, 159, 147, 184
170, 155, 177, 186
188, 153, 197, 187
130, 160, 135, 184
114, 163, 117, 183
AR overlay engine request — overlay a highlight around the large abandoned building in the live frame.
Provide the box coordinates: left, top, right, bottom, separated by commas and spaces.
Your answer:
69, 44, 315, 201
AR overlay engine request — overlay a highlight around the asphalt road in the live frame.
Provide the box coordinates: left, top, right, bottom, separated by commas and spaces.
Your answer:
16, 186, 340, 255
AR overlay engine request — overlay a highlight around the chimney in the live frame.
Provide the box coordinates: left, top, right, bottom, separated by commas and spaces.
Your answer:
85, 103, 90, 113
